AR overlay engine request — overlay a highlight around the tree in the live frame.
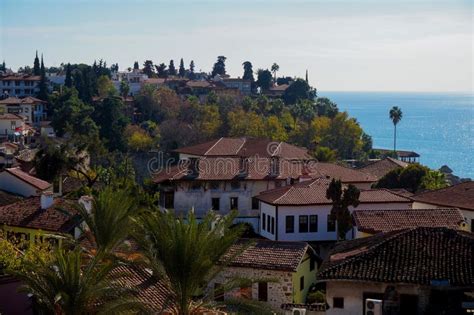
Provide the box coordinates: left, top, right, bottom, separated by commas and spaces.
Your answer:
188, 60, 195, 80
315, 97, 338, 118
0, 60, 6, 72
133, 61, 139, 70
326, 179, 360, 240
92, 96, 129, 151
389, 106, 402, 152
64, 63, 73, 88
242, 61, 254, 82
156, 63, 167, 78
119, 80, 130, 97
96, 75, 115, 97
271, 63, 279, 82
227, 109, 265, 138
124, 125, 156, 152
283, 78, 316, 105
264, 115, 288, 141
211, 55, 226, 77
134, 210, 272, 315
143, 60, 155, 78
36, 54, 49, 101
33, 51, 40, 75
256, 69, 272, 91
193, 104, 222, 141
312, 146, 337, 162
168, 60, 177, 76
178, 58, 186, 77
14, 248, 144, 314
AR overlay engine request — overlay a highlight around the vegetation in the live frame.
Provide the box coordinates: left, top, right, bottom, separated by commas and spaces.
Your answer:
389, 106, 403, 152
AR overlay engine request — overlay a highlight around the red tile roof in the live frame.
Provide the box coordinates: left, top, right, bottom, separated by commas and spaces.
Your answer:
0, 114, 24, 120
143, 78, 166, 85
318, 227, 474, 286
358, 157, 408, 180
4, 167, 51, 190
0, 197, 80, 232
0, 96, 46, 105
0, 75, 41, 81
411, 181, 474, 211
353, 208, 465, 234
223, 239, 316, 272
257, 178, 411, 206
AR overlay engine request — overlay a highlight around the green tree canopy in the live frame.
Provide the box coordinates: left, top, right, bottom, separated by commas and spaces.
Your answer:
283, 78, 316, 105
211, 55, 227, 77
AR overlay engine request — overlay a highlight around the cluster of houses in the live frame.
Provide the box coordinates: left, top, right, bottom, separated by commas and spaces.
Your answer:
0, 137, 472, 314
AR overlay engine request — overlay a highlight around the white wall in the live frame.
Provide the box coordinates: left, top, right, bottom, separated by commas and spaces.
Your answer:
260, 202, 276, 240
0, 118, 23, 136
0, 171, 46, 197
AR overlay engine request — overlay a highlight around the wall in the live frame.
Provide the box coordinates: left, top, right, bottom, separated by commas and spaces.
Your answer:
325, 281, 429, 315
292, 253, 317, 303
0, 171, 39, 197
260, 202, 276, 240
208, 266, 294, 311
0, 118, 23, 136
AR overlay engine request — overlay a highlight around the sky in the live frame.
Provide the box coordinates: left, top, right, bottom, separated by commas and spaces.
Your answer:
1, 0, 472, 92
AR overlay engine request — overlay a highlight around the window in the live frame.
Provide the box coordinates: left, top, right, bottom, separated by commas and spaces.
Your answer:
299, 276, 304, 291
15, 89, 21, 94
267, 215, 271, 232
251, 197, 259, 210
286, 216, 294, 233
327, 214, 336, 232
309, 215, 318, 232
310, 257, 315, 271
214, 283, 224, 301
262, 213, 266, 231
240, 286, 252, 299
258, 282, 268, 301
163, 192, 174, 209
333, 297, 344, 308
299, 215, 308, 233
230, 197, 238, 210
271, 217, 275, 235
211, 198, 220, 211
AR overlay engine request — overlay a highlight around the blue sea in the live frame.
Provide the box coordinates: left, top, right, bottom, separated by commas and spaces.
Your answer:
319, 92, 474, 179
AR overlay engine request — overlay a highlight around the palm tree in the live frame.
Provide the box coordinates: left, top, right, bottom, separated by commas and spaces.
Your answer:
389, 106, 403, 152
271, 63, 279, 82
134, 210, 274, 315
77, 187, 139, 256
14, 248, 145, 314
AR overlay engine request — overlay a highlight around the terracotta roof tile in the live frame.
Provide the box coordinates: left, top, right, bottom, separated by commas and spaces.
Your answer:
0, 114, 24, 120
318, 227, 474, 286
411, 181, 474, 211
0, 197, 80, 232
353, 208, 465, 234
358, 157, 408, 180
0, 96, 45, 105
223, 239, 314, 272
4, 167, 51, 190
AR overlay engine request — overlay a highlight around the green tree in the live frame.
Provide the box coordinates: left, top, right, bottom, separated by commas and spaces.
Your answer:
256, 69, 272, 91
33, 50, 40, 75
0, 60, 6, 72
283, 78, 316, 105
64, 63, 73, 88
227, 109, 266, 138
178, 58, 186, 77
133, 61, 139, 70
315, 97, 338, 118
156, 63, 167, 78
134, 210, 272, 315
14, 248, 144, 314
194, 104, 222, 141
143, 60, 155, 78
168, 59, 177, 76
188, 60, 195, 80
242, 61, 254, 82
326, 179, 360, 240
389, 106, 402, 152
264, 115, 288, 141
37, 54, 49, 101
93, 96, 129, 151
271, 63, 279, 82
211, 55, 226, 77
96, 75, 115, 97
312, 146, 337, 162
119, 80, 130, 98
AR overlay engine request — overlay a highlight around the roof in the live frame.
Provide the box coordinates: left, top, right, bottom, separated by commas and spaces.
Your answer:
0, 96, 46, 105
375, 148, 420, 158
0, 75, 41, 81
223, 239, 315, 272
0, 197, 80, 232
4, 167, 51, 190
353, 208, 465, 234
186, 80, 212, 88
0, 190, 23, 207
257, 178, 411, 206
411, 181, 474, 211
269, 84, 290, 91
0, 113, 24, 120
174, 137, 311, 159
358, 157, 408, 180
318, 227, 474, 286
111, 265, 172, 314
143, 78, 166, 85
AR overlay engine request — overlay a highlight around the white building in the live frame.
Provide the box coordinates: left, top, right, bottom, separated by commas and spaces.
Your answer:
0, 96, 47, 125
0, 167, 52, 197
111, 69, 150, 96
0, 114, 26, 138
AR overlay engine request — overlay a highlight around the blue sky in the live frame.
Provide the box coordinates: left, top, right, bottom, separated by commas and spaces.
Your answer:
1, 0, 472, 92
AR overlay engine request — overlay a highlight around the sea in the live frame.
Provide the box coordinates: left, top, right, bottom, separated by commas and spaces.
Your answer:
318, 91, 474, 179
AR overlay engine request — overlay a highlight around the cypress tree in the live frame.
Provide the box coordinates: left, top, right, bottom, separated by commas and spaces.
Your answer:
189, 60, 195, 80
65, 63, 73, 87
37, 54, 49, 101
178, 58, 185, 77
33, 51, 40, 75
168, 60, 176, 76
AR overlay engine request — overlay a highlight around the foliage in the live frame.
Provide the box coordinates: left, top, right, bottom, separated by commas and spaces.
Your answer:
271, 63, 279, 81
188, 60, 195, 79
242, 61, 254, 82
306, 290, 326, 304
389, 106, 403, 152
135, 85, 180, 122
312, 146, 337, 162
124, 124, 158, 152
156, 63, 167, 78
33, 51, 41, 75
283, 78, 316, 105
119, 80, 130, 97
178, 58, 186, 77
143, 60, 155, 78
326, 179, 360, 240
168, 60, 177, 76
256, 69, 272, 91
315, 97, 338, 118
227, 109, 265, 138
65, 63, 73, 87
211, 55, 226, 77
96, 75, 115, 97
92, 96, 129, 151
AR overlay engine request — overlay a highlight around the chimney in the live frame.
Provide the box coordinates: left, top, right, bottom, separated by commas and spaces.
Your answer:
78, 195, 93, 214
270, 156, 280, 177
40, 191, 54, 209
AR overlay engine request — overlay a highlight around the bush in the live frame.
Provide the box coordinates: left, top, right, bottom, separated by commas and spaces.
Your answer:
307, 290, 326, 304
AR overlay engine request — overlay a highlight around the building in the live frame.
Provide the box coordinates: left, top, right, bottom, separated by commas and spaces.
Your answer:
411, 181, 474, 232
0, 113, 26, 139
317, 227, 474, 315
352, 208, 467, 238
0, 192, 82, 245
153, 138, 377, 230
111, 69, 150, 96
358, 157, 408, 180
0, 167, 52, 197
0, 74, 40, 98
209, 239, 319, 310
257, 178, 412, 243
0, 96, 47, 125
222, 78, 252, 95
263, 84, 290, 97
374, 148, 420, 163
